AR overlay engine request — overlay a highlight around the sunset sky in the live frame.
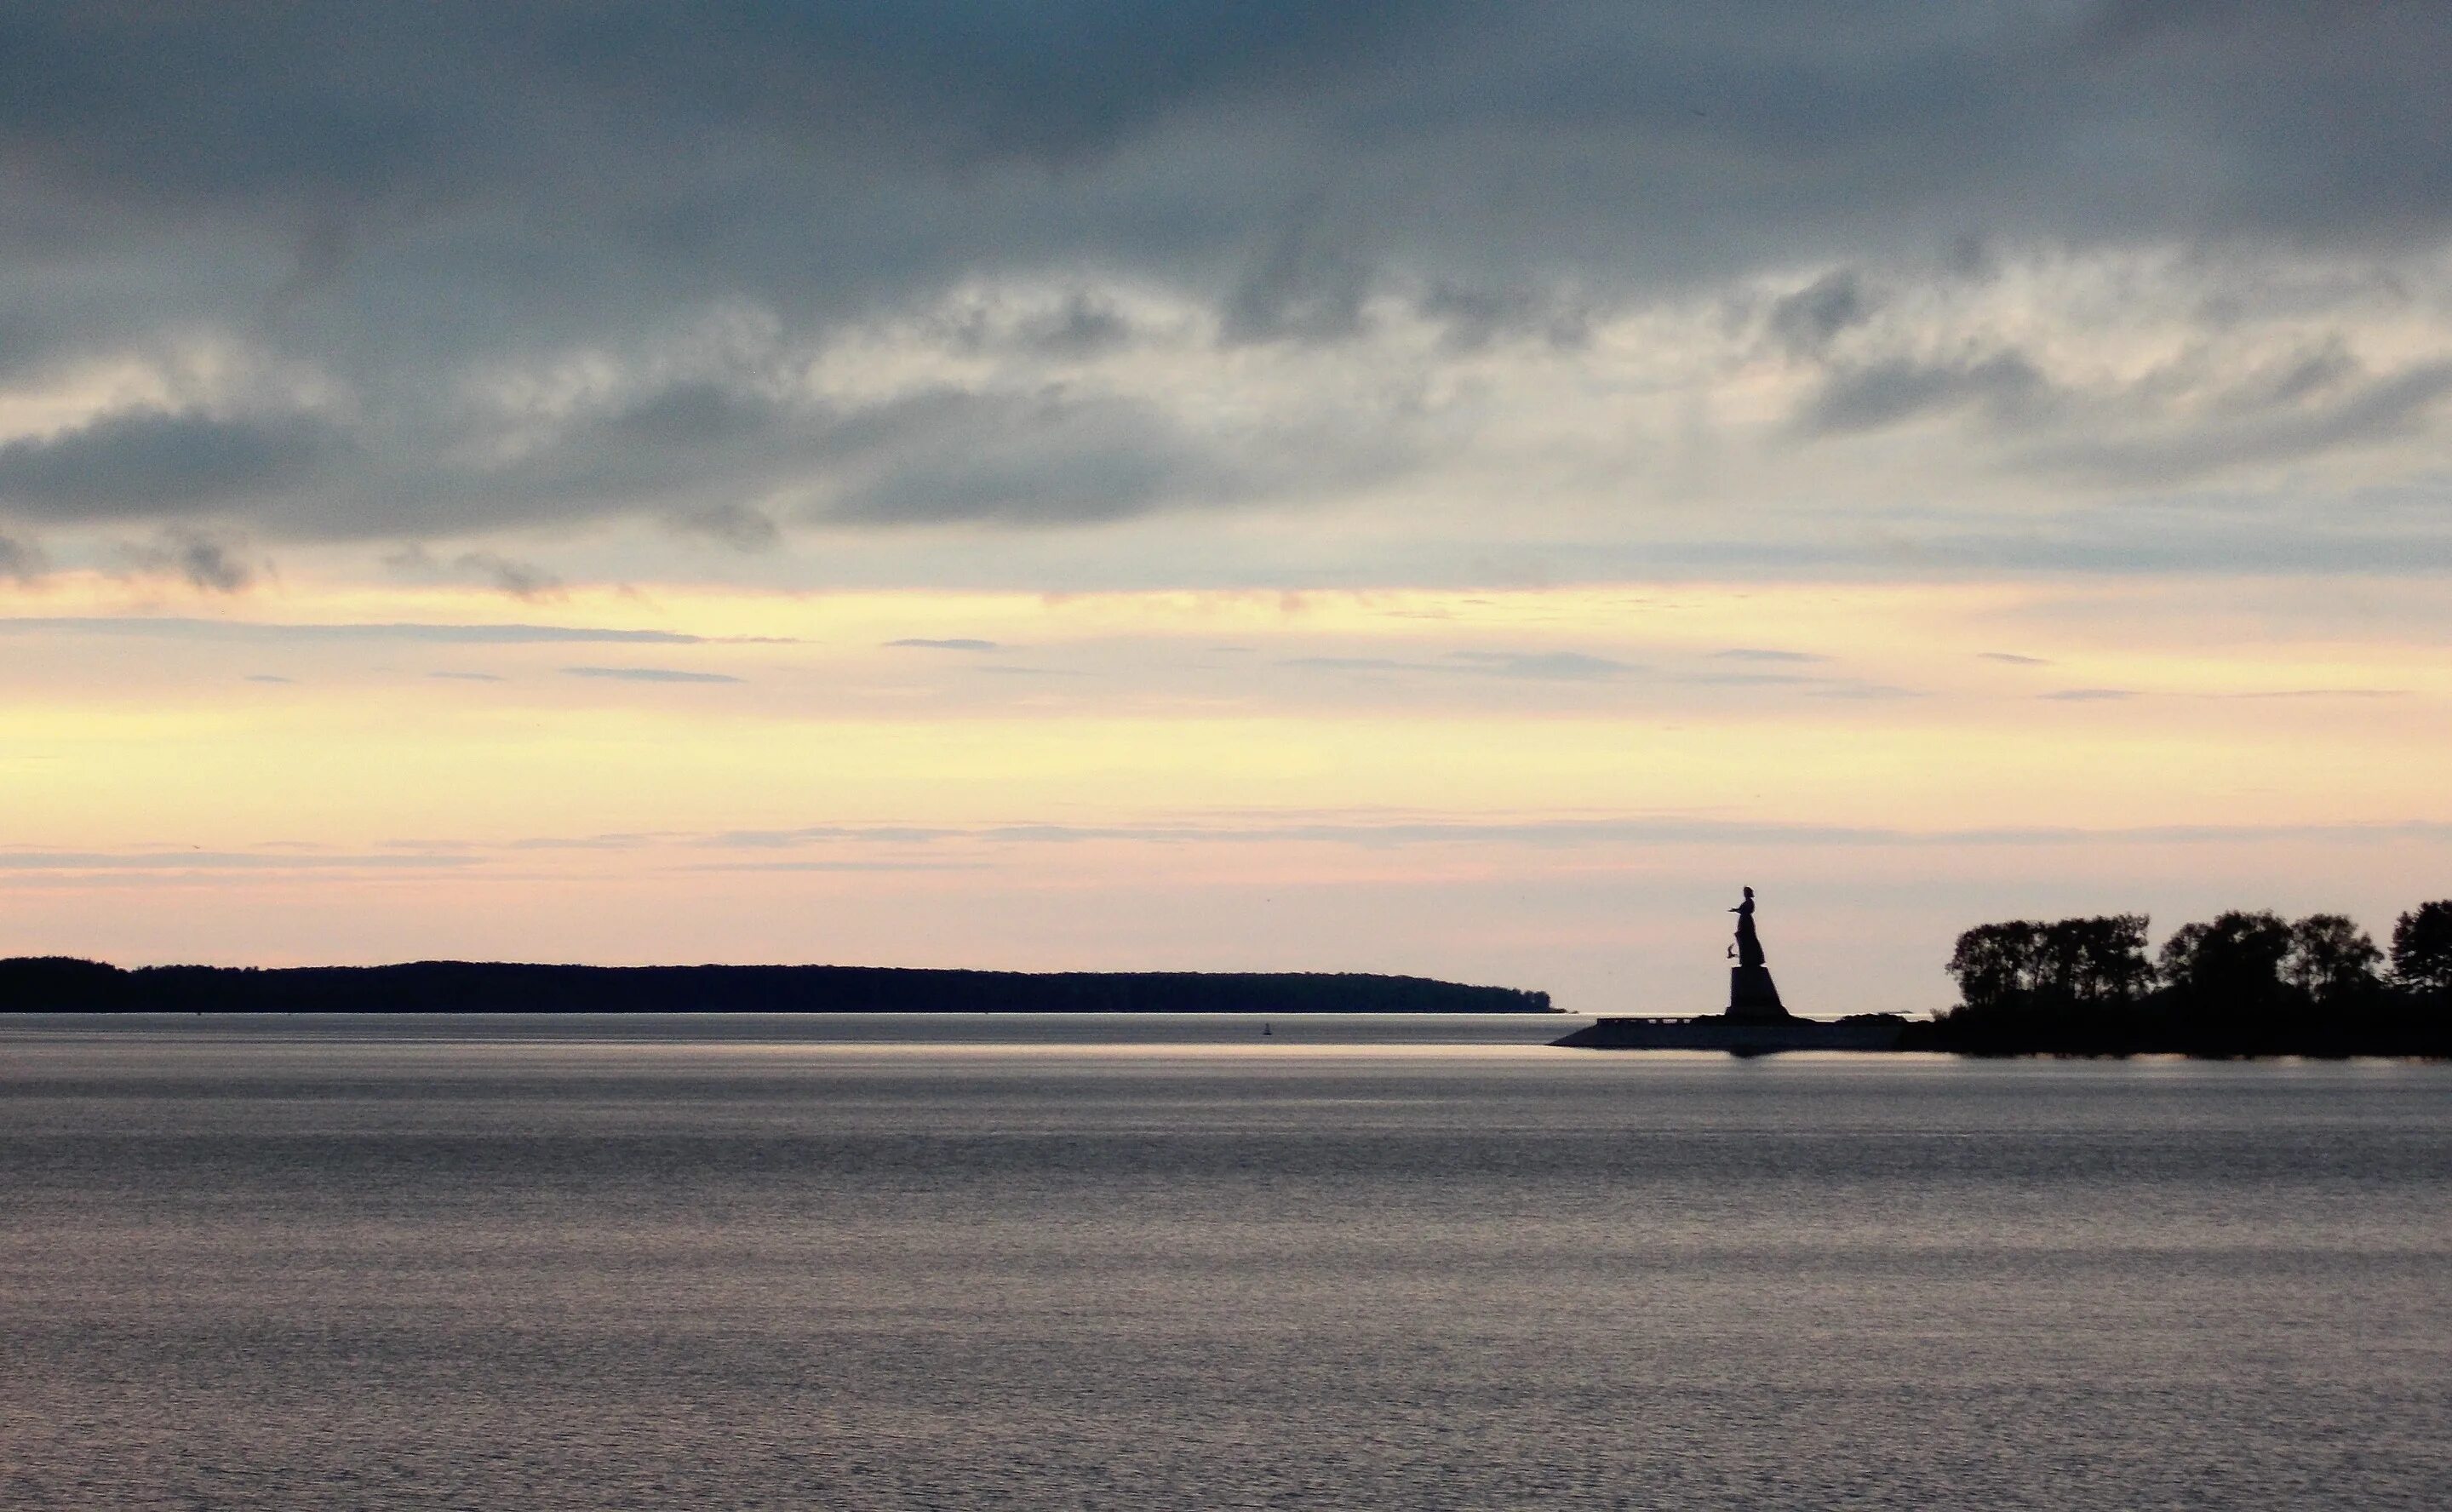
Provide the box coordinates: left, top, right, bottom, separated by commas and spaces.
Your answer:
5, 3, 2449, 1012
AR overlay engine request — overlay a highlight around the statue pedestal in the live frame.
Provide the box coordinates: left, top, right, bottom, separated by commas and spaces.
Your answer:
1727, 965, 1790, 1022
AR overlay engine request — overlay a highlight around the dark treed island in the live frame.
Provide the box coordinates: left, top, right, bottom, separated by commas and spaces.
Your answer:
1916, 900, 2452, 1057
0, 959, 1555, 1016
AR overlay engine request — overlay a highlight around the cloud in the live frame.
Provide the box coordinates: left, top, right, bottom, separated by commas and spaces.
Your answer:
672, 502, 782, 553
1807, 682, 1925, 701
1447, 650, 1638, 681
0, 850, 473, 873
0, 617, 704, 644
1281, 650, 1639, 682
2, 2, 2450, 554
2021, 359, 2452, 484
885, 638, 1001, 651
1220, 217, 1373, 346
116, 529, 256, 592
0, 533, 43, 581
1802, 351, 2052, 435
501, 813, 2452, 856
2039, 688, 2142, 702
1281, 656, 1421, 673
1712, 648, 1830, 664
427, 670, 505, 681
1979, 651, 2050, 666
241, 673, 294, 684
0, 409, 338, 521
381, 545, 564, 598
821, 390, 1238, 527
1417, 283, 1591, 353
1683, 670, 1822, 688
1007, 293, 1136, 358
559, 666, 742, 684
1766, 270, 1876, 356
456, 552, 561, 599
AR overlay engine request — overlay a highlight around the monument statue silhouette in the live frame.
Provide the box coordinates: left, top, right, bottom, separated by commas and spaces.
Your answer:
1726, 886, 1790, 1022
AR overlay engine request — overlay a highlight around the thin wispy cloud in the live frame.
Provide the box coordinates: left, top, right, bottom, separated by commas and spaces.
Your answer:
0, 850, 473, 873
0, 618, 706, 644
1447, 651, 1639, 682
560, 667, 742, 684
241, 815, 2452, 862
1283, 651, 1639, 682
1280, 656, 1425, 673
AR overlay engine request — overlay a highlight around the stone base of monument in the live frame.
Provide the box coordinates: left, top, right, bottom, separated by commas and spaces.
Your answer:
1553, 964, 1910, 1052
1551, 1010, 1910, 1053
1727, 965, 1788, 1022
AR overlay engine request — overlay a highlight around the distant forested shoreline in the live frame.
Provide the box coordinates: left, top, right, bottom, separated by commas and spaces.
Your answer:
1911, 900, 2451, 1057
0, 959, 1557, 1016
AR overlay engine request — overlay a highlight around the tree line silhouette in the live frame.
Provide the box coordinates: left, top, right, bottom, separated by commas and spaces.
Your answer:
1926, 900, 2452, 1056
0, 959, 1555, 1017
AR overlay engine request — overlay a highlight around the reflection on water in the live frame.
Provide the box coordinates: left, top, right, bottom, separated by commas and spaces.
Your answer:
3, 1016, 2447, 1510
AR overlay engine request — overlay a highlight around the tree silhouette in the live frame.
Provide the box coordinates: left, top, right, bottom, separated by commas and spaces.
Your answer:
2157, 910, 2294, 1016
2284, 914, 2383, 1006
1944, 915, 2151, 1019
2392, 901, 2452, 995
1945, 919, 2046, 1014
2042, 914, 2156, 1004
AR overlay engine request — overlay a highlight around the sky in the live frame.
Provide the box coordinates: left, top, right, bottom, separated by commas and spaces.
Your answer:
3, 2, 2450, 1013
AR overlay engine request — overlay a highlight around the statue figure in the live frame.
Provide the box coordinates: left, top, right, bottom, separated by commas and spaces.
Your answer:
1728, 885, 1765, 969
1724, 885, 1787, 1021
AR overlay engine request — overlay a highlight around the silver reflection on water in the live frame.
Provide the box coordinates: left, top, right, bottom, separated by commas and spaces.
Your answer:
3, 1016, 2449, 1509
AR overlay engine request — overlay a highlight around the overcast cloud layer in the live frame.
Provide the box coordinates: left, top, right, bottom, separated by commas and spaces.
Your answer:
3, 1, 2450, 579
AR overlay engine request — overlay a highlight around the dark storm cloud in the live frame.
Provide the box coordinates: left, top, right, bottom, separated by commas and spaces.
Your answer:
0, 409, 339, 520
421, 381, 1303, 539
1802, 352, 2054, 435
0, 532, 40, 581
3, 2, 2450, 539
822, 392, 1209, 526
1766, 271, 1877, 357
996, 294, 1137, 359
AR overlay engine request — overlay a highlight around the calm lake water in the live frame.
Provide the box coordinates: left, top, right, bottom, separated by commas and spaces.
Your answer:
3, 1014, 2448, 1510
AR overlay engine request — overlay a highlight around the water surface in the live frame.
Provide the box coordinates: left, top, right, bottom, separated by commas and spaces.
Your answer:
3, 1015, 2446, 1509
